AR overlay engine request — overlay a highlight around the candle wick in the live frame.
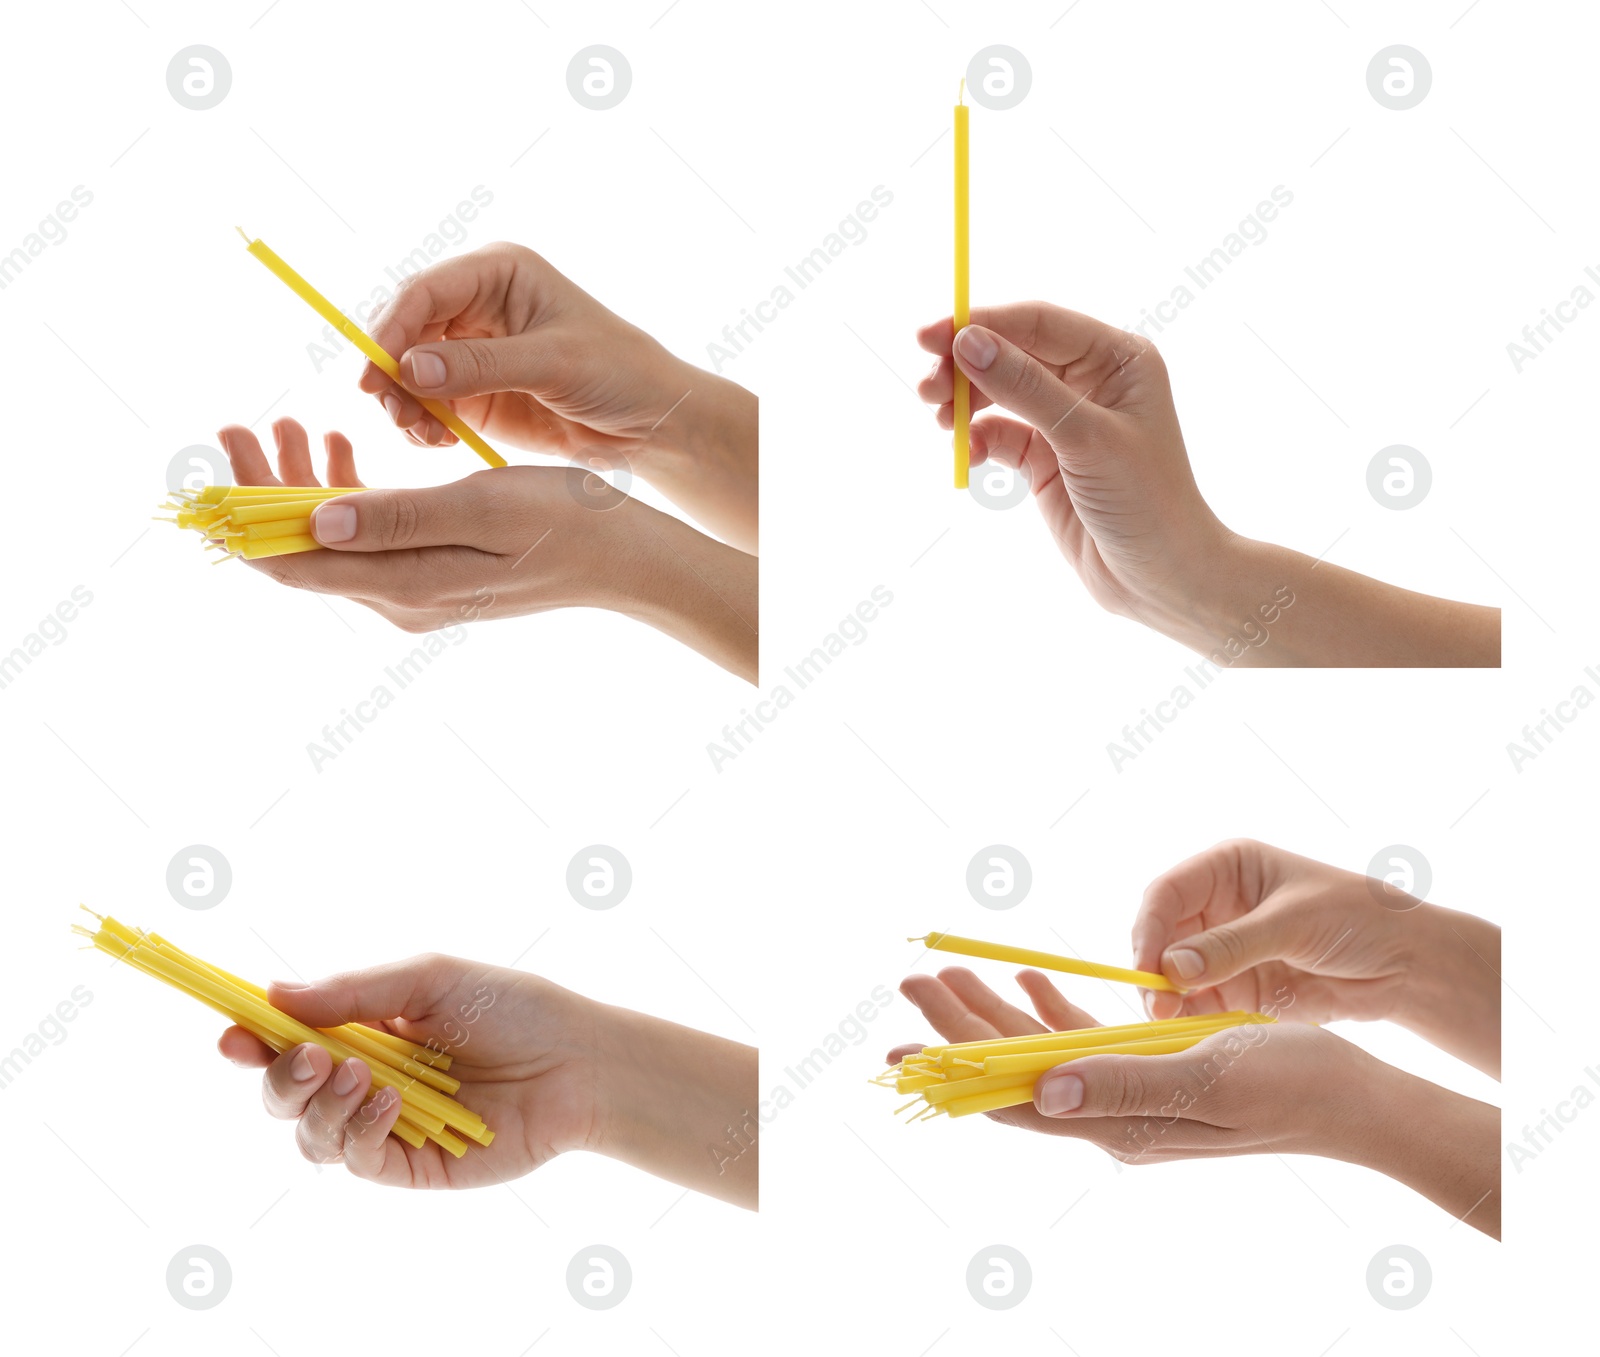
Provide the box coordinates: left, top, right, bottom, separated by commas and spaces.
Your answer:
235, 225, 251, 244
958, 77, 965, 105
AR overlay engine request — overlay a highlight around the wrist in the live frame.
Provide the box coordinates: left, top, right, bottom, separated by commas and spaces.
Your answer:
1138, 531, 1305, 665
1383, 903, 1502, 1077
1355, 1060, 1502, 1233
638, 354, 756, 479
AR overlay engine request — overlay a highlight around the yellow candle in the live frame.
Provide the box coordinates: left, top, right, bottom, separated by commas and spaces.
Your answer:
237, 229, 507, 470
914, 931, 1180, 992
953, 81, 970, 490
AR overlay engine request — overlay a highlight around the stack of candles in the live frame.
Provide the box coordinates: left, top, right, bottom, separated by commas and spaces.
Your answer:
877, 932, 1276, 1120
74, 909, 491, 1157
156, 484, 369, 560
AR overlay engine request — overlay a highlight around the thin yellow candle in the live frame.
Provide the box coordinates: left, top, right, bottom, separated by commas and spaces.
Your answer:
236, 229, 507, 470
953, 79, 970, 490
913, 931, 1180, 992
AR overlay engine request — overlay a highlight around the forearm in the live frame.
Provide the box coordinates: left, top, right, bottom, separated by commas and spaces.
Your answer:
605, 499, 758, 683
636, 361, 759, 553
1151, 534, 1500, 667
587, 1002, 759, 1209
1353, 1062, 1501, 1238
1390, 904, 1503, 1078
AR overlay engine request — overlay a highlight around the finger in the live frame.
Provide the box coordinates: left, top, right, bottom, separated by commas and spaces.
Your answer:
295, 1057, 374, 1164
218, 1025, 275, 1067
1131, 844, 1239, 970
920, 354, 995, 427
885, 1041, 926, 1064
365, 249, 521, 369
261, 1041, 333, 1120
939, 966, 1051, 1037
341, 1085, 409, 1181
898, 973, 1003, 1046
323, 431, 364, 489
266, 956, 460, 1032
216, 425, 280, 487
968, 413, 1059, 488
308, 474, 513, 553
272, 418, 320, 487
1131, 841, 1278, 992
1033, 1049, 1203, 1121
374, 384, 431, 434
1014, 970, 1100, 1032
953, 324, 1107, 439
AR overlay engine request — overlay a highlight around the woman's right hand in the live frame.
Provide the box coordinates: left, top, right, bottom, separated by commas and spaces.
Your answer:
1131, 839, 1418, 1026
917, 303, 1220, 624
361, 243, 757, 551
216, 955, 600, 1190
1132, 839, 1501, 1078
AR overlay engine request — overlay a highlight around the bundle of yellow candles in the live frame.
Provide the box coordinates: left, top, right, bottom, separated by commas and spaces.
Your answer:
880, 932, 1276, 1119
156, 483, 369, 560
877, 1011, 1276, 1120
74, 909, 492, 1157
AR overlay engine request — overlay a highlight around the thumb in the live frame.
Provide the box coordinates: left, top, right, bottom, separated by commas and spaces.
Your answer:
266, 956, 460, 1029
310, 479, 496, 552
1033, 1051, 1191, 1120
399, 331, 573, 401
952, 324, 1105, 441
1159, 914, 1295, 991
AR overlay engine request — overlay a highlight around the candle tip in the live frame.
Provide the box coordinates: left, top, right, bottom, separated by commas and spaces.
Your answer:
235, 225, 251, 244
958, 77, 965, 105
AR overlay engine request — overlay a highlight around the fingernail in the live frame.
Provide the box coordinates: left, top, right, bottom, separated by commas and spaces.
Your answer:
290, 1048, 317, 1082
1038, 1073, 1084, 1116
1166, 948, 1205, 981
925, 360, 940, 381
954, 325, 998, 371
410, 351, 446, 388
332, 1061, 360, 1096
272, 980, 309, 991
1143, 990, 1157, 1019
313, 502, 357, 543
382, 393, 402, 423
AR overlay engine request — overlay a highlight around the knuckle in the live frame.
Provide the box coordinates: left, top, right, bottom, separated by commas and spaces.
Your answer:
377, 495, 420, 550
1204, 923, 1245, 969
1008, 354, 1049, 406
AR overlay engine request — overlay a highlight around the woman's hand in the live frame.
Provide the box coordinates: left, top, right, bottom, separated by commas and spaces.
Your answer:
917, 304, 1499, 666
215, 419, 759, 682
918, 304, 1215, 620
218, 953, 758, 1208
1132, 839, 1501, 1078
890, 964, 1500, 1235
890, 965, 1374, 1156
360, 243, 757, 552
217, 956, 600, 1190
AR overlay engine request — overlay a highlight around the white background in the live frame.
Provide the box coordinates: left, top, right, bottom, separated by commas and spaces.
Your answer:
1, 0, 1591, 1353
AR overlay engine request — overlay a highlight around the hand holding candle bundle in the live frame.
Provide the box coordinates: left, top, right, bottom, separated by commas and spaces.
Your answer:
157, 483, 370, 560
76, 910, 490, 1157
878, 1010, 1276, 1120
883, 931, 1273, 1120
73, 913, 758, 1202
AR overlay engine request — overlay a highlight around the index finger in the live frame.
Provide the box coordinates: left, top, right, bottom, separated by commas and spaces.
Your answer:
898, 971, 1006, 1047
